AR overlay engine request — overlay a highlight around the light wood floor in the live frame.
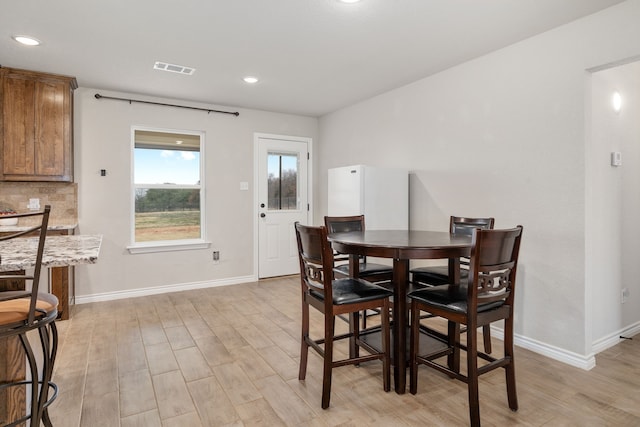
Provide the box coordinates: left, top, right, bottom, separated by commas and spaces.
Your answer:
48, 275, 640, 426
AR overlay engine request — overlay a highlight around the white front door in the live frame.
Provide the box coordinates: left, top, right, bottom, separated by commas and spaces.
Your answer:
255, 134, 311, 278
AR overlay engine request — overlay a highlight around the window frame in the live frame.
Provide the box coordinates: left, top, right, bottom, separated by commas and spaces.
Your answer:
127, 126, 209, 254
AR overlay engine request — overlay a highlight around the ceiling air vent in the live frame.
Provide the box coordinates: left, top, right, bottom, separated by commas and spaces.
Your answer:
153, 61, 196, 75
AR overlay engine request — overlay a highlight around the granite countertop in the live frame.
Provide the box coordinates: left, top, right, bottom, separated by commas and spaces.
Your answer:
0, 234, 102, 272
0, 223, 78, 233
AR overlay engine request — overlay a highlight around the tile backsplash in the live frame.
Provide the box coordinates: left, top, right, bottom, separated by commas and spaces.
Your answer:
0, 182, 77, 225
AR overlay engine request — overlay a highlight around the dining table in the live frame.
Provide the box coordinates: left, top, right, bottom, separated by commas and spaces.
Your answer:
328, 229, 472, 394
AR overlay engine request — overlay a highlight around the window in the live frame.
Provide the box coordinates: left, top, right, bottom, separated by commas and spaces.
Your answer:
267, 152, 298, 210
129, 128, 207, 253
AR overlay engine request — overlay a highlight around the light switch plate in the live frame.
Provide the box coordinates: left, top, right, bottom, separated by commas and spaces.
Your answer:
611, 151, 622, 166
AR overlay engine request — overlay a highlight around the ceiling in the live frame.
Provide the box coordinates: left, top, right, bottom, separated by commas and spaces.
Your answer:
0, 0, 626, 117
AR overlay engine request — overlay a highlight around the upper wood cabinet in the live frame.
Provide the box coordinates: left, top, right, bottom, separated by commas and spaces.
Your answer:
0, 67, 77, 182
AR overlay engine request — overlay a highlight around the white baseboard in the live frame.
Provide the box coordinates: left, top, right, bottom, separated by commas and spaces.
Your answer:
490, 326, 596, 371
591, 321, 640, 354
75, 275, 257, 304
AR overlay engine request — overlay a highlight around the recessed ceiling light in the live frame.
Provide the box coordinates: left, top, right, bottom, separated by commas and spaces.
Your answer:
339, 0, 362, 3
12, 35, 41, 46
243, 76, 259, 84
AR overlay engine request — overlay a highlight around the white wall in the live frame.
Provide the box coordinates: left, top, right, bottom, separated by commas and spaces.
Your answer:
74, 88, 317, 300
589, 62, 640, 349
317, 0, 640, 365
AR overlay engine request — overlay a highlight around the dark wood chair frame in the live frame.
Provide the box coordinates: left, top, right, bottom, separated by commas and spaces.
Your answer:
411, 216, 495, 353
295, 222, 392, 409
324, 215, 393, 328
408, 226, 523, 427
324, 215, 394, 283
0, 205, 58, 427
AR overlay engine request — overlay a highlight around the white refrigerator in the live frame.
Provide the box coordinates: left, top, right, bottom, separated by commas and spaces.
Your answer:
327, 165, 408, 230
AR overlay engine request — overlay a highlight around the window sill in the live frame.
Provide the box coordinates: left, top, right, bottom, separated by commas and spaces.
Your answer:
127, 240, 211, 254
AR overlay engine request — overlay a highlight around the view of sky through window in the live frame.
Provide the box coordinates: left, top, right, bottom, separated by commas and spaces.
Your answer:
268, 153, 296, 177
134, 148, 200, 185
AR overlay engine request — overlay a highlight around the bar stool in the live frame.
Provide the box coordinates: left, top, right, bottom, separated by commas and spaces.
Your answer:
0, 206, 59, 426
324, 215, 393, 328
295, 222, 392, 408
411, 216, 495, 353
408, 226, 523, 427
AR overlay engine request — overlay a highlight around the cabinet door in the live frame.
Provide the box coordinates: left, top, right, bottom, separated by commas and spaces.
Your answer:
1, 68, 75, 182
35, 79, 72, 179
2, 75, 36, 176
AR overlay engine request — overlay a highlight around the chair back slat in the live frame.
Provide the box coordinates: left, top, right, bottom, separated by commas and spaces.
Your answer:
468, 226, 523, 307
295, 222, 335, 302
450, 216, 495, 268
324, 215, 365, 234
324, 215, 368, 264
450, 216, 495, 236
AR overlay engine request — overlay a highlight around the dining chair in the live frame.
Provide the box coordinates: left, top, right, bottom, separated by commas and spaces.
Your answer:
324, 215, 394, 283
411, 216, 495, 353
0, 205, 59, 427
408, 225, 523, 427
295, 222, 392, 409
324, 215, 393, 328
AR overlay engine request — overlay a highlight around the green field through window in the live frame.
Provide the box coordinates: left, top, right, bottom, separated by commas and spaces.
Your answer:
135, 210, 201, 242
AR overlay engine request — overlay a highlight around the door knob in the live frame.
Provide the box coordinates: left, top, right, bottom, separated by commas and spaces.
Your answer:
260, 203, 265, 208
260, 213, 266, 218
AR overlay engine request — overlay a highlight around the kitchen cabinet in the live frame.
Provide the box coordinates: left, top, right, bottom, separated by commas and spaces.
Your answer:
0, 67, 77, 182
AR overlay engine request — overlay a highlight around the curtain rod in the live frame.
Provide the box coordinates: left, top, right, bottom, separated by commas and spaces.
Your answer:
94, 93, 239, 116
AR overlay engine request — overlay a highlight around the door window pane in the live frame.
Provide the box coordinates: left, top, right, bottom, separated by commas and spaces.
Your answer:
267, 153, 298, 210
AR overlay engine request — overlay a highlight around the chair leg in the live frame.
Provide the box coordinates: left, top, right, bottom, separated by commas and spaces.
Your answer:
409, 302, 420, 395
466, 325, 481, 427
504, 318, 518, 411
38, 321, 58, 427
19, 332, 42, 427
381, 300, 391, 392
482, 325, 492, 354
38, 324, 52, 424
349, 311, 361, 360
299, 300, 310, 381
321, 315, 335, 409
446, 321, 460, 374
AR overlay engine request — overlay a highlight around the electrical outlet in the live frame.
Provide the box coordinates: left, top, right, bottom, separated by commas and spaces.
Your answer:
28, 198, 40, 210
212, 250, 220, 264
621, 287, 630, 304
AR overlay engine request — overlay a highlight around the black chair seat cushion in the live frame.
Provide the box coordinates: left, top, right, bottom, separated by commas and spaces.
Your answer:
334, 262, 392, 278
408, 285, 503, 313
411, 265, 468, 286
310, 278, 393, 305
